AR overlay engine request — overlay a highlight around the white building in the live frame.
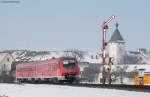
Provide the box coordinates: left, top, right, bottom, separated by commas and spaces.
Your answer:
108, 23, 125, 64
0, 53, 15, 75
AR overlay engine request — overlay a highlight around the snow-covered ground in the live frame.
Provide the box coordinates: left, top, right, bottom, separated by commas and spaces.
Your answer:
0, 84, 149, 97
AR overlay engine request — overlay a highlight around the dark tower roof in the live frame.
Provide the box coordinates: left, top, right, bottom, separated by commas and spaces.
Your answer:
109, 23, 125, 43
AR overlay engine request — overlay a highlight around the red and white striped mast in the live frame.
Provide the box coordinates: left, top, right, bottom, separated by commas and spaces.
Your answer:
102, 15, 115, 65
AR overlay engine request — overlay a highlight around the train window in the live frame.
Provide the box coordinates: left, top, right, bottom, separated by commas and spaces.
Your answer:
17, 67, 32, 71
50, 64, 54, 71
44, 64, 49, 71
56, 64, 59, 69
63, 63, 75, 70
53, 65, 56, 70
54, 65, 57, 70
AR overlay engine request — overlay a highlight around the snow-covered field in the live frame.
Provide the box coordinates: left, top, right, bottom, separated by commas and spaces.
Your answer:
0, 84, 150, 97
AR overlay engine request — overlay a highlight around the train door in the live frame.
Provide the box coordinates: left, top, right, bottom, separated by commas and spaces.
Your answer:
56, 64, 59, 77
53, 64, 59, 77
50, 64, 54, 77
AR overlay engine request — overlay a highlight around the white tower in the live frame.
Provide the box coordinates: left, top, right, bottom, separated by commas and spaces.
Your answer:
108, 23, 125, 64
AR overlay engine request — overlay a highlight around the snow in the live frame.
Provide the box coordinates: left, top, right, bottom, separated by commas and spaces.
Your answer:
112, 64, 150, 72
0, 83, 149, 97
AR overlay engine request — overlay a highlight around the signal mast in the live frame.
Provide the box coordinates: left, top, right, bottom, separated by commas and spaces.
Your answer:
101, 15, 115, 65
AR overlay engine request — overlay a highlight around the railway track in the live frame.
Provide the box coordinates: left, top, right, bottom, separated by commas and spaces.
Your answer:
53, 83, 150, 92
15, 82, 150, 92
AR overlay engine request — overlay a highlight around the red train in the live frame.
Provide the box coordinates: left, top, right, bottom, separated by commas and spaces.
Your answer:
16, 57, 80, 83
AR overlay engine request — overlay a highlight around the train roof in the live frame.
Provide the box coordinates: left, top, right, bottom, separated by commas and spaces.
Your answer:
17, 57, 77, 65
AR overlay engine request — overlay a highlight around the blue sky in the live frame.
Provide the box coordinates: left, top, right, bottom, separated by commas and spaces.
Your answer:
0, 0, 150, 51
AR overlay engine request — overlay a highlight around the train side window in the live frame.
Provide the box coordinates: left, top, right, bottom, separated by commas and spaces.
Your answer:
50, 64, 54, 71
45, 64, 49, 71
53, 65, 57, 70
56, 64, 59, 69
55, 64, 59, 70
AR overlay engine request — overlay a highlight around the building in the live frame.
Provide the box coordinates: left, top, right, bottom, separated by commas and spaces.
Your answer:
0, 53, 15, 75
108, 23, 125, 64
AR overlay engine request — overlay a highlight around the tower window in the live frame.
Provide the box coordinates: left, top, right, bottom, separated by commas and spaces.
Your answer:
7, 58, 9, 62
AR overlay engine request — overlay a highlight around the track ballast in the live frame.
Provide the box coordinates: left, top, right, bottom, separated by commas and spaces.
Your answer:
52, 83, 150, 92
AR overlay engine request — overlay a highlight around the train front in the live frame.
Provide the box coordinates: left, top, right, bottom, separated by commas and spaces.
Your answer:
61, 58, 80, 82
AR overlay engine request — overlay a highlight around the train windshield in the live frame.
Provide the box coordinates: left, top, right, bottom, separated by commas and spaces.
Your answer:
63, 60, 76, 70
